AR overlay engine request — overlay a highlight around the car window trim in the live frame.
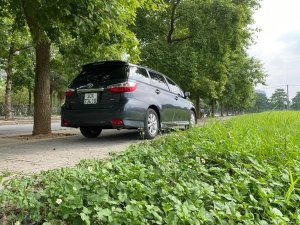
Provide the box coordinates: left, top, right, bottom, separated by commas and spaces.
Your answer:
148, 70, 170, 92
165, 77, 184, 97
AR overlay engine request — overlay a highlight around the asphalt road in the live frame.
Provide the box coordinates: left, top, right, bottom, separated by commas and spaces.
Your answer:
0, 119, 207, 174
0, 122, 65, 136
0, 123, 141, 174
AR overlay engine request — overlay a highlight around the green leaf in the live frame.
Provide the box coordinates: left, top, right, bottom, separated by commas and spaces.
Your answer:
95, 208, 111, 220
166, 212, 178, 225
80, 212, 90, 225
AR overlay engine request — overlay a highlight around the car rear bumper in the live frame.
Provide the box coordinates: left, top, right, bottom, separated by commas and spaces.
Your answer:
61, 103, 145, 129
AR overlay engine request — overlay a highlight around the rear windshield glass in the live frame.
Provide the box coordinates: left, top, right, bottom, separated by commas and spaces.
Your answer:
70, 65, 129, 88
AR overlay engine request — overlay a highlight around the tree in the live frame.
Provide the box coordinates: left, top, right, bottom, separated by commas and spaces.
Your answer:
134, 0, 261, 117
0, 13, 32, 120
291, 92, 300, 110
270, 89, 288, 110
254, 91, 270, 112
1, 0, 163, 135
12, 49, 35, 114
221, 52, 266, 114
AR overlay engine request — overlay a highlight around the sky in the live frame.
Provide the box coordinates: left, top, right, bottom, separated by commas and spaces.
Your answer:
248, 0, 300, 100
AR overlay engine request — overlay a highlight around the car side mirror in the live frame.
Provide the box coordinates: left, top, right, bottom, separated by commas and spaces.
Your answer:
184, 91, 190, 98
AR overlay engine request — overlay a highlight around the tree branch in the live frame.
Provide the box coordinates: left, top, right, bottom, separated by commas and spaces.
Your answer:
14, 45, 33, 54
172, 35, 193, 44
167, 0, 192, 44
167, 0, 181, 44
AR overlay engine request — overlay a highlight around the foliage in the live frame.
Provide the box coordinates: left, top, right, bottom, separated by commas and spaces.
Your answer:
0, 79, 4, 102
221, 52, 266, 112
253, 91, 271, 112
1, 112, 300, 224
291, 92, 300, 110
1, 0, 165, 134
0, 11, 33, 118
133, 0, 264, 114
270, 88, 288, 110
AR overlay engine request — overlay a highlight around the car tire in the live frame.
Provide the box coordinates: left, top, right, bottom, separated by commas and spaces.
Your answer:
186, 111, 196, 129
144, 108, 159, 139
80, 127, 102, 138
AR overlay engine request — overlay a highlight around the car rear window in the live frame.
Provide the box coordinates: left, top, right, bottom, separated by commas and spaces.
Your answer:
70, 65, 129, 88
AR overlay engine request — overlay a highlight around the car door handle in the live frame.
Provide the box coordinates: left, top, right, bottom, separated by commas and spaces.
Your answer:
155, 89, 160, 94
175, 96, 179, 100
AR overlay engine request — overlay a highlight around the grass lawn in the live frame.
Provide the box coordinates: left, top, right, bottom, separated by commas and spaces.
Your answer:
1, 111, 300, 224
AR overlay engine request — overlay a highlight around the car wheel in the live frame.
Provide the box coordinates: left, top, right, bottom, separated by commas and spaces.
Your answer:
80, 127, 102, 138
144, 108, 159, 139
186, 111, 196, 129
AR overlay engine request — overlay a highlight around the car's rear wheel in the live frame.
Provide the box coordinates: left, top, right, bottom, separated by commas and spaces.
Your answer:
144, 108, 159, 139
186, 111, 196, 129
80, 127, 102, 138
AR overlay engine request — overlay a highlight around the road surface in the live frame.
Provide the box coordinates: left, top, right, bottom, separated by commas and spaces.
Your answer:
0, 119, 208, 174
0, 123, 141, 174
0, 122, 65, 136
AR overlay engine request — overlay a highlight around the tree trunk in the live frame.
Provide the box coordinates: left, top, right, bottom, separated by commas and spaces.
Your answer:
195, 94, 200, 119
4, 44, 15, 120
33, 40, 51, 135
27, 87, 32, 116
220, 102, 224, 117
21, 0, 52, 135
211, 99, 216, 118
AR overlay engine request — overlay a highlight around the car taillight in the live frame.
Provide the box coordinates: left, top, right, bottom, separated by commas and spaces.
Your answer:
65, 89, 75, 97
108, 82, 137, 93
112, 119, 124, 125
62, 119, 71, 127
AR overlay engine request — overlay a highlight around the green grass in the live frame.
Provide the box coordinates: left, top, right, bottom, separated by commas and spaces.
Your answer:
201, 111, 300, 163
1, 111, 300, 224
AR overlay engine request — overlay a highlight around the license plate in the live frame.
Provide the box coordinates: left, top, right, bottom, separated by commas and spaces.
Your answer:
84, 93, 97, 104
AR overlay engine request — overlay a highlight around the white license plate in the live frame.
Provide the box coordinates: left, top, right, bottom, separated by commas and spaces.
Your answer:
84, 93, 97, 104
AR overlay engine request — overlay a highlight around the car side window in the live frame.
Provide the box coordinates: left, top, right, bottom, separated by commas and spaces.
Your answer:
166, 77, 184, 97
129, 66, 150, 83
148, 71, 169, 90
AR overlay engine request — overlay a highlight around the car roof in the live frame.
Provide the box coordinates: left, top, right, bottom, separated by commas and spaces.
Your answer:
82, 60, 171, 80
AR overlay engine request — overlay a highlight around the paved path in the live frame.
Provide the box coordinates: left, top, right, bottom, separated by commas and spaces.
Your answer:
0, 129, 140, 174
0, 117, 211, 175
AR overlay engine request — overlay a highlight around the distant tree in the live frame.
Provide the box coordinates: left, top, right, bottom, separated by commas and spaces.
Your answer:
12, 50, 35, 112
254, 92, 270, 112
270, 89, 288, 110
291, 92, 300, 110
221, 52, 266, 115
0, 13, 32, 120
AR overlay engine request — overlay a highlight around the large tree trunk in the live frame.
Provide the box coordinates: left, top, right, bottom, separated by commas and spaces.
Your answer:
4, 44, 15, 120
22, 0, 52, 135
33, 40, 51, 135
